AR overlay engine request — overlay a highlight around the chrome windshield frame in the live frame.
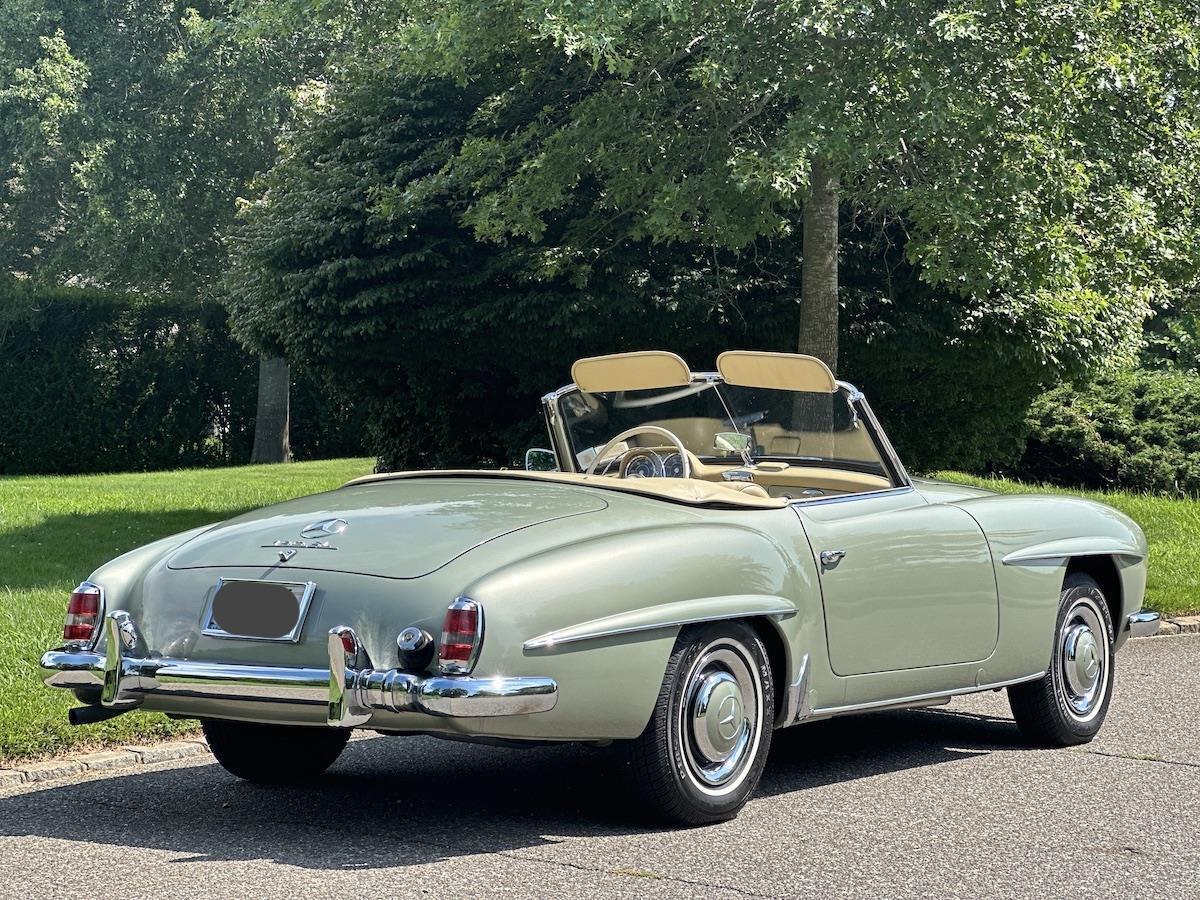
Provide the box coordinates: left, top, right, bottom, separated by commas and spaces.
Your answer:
541, 374, 910, 488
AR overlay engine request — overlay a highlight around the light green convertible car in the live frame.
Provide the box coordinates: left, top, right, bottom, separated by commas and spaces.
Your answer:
43, 350, 1158, 824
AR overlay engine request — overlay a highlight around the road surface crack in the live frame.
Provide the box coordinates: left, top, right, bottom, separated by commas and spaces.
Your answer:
367, 829, 782, 897
499, 850, 783, 898
1080, 749, 1200, 769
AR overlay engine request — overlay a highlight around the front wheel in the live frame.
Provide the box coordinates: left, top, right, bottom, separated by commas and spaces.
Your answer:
624, 622, 774, 825
202, 719, 350, 783
1007, 573, 1115, 746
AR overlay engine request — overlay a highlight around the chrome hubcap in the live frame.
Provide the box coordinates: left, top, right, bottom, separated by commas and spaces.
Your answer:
692, 671, 745, 762
678, 641, 761, 795
1057, 598, 1109, 720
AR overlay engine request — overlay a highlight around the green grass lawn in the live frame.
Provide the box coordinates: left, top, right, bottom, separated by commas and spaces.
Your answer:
934, 472, 1200, 618
0, 458, 373, 765
0, 460, 1194, 765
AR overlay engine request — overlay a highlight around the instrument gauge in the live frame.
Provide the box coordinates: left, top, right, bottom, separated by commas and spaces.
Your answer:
623, 451, 662, 479
662, 453, 685, 478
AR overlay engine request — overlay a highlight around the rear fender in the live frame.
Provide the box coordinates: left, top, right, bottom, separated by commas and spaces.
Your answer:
460, 522, 820, 741
79, 525, 215, 650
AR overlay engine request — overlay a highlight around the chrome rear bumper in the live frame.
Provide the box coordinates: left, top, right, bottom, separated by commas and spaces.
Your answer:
1127, 609, 1162, 638
42, 611, 558, 725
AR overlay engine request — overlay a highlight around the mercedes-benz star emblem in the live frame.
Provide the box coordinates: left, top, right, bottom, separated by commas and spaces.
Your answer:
300, 517, 349, 539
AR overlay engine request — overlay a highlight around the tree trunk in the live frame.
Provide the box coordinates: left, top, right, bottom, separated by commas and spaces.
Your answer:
250, 356, 291, 463
798, 157, 840, 373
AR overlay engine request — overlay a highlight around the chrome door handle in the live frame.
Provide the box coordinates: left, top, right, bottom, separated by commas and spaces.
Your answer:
820, 549, 847, 567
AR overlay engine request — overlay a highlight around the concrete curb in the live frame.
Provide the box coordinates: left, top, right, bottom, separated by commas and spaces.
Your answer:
0, 739, 211, 789
0, 731, 383, 791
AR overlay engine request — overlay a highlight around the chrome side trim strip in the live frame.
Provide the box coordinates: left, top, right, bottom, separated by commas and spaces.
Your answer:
1002, 540, 1146, 565
811, 671, 1046, 717
1127, 610, 1161, 638
789, 485, 915, 509
523, 603, 797, 651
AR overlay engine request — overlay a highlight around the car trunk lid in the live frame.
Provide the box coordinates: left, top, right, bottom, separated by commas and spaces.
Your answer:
167, 478, 608, 579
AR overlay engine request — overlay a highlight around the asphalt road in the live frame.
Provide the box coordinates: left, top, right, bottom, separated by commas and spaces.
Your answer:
2, 636, 1197, 899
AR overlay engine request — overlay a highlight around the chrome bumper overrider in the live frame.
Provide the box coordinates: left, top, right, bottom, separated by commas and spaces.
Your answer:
41, 611, 558, 725
1127, 609, 1162, 639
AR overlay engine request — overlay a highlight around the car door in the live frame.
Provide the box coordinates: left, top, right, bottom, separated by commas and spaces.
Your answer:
795, 489, 999, 676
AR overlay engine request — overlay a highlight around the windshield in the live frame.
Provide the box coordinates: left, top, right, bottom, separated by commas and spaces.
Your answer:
558, 381, 890, 477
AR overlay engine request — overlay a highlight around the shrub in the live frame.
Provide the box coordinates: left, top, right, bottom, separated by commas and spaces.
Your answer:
838, 225, 1058, 474
0, 280, 364, 474
1016, 369, 1200, 496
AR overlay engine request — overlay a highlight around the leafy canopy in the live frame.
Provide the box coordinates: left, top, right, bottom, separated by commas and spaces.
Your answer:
0, 0, 328, 293
274, 0, 1200, 370
225, 67, 809, 467
226, 57, 1065, 471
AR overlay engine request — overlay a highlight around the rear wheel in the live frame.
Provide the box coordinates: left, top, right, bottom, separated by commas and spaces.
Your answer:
202, 719, 350, 783
625, 622, 774, 825
1007, 573, 1115, 746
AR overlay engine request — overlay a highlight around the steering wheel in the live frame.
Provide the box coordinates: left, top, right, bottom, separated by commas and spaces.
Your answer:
585, 426, 692, 479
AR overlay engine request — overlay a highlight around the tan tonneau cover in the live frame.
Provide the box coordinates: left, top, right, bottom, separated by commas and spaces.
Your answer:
344, 469, 789, 509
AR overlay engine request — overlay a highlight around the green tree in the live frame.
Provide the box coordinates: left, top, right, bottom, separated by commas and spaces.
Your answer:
325, 0, 1200, 375
226, 66, 807, 467
0, 1, 329, 460
227, 61, 1054, 471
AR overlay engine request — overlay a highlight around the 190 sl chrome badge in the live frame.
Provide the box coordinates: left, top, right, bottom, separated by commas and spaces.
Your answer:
300, 517, 349, 538
264, 539, 336, 550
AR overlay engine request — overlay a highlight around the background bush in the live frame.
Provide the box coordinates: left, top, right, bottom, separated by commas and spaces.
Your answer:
1016, 369, 1200, 496
0, 280, 365, 474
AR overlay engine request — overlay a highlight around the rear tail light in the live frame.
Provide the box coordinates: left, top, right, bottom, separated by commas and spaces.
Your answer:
438, 598, 483, 674
63, 582, 103, 644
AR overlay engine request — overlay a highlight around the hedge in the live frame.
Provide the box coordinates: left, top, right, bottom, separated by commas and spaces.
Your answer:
1016, 368, 1200, 496
0, 281, 364, 475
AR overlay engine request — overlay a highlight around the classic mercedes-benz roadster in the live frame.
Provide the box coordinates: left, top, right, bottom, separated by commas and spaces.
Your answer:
43, 350, 1158, 823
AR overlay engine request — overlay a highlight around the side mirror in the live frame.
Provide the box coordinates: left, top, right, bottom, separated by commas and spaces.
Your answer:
524, 448, 559, 472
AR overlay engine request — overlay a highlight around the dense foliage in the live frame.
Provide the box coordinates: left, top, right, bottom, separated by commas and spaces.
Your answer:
1143, 306, 1200, 374
221, 0, 1200, 475
0, 0, 324, 293
1018, 370, 1200, 497
840, 226, 1056, 470
304, 0, 1200, 370
227, 72, 778, 468
0, 281, 364, 474
6, 2, 1200, 479
226, 66, 1054, 471
0, 1, 349, 465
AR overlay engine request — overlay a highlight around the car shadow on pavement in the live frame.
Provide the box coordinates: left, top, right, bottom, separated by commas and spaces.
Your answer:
0, 706, 1030, 867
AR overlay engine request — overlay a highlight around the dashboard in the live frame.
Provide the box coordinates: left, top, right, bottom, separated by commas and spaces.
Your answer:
621, 448, 686, 479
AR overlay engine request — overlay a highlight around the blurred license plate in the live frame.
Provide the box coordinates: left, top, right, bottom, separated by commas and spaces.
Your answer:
202, 579, 316, 643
